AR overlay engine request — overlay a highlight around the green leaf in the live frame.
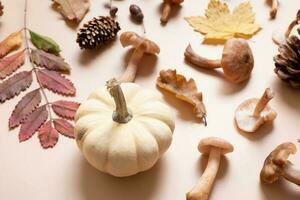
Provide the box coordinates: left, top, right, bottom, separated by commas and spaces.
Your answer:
29, 30, 61, 55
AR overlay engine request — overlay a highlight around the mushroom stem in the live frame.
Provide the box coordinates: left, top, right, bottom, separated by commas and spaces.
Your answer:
284, 20, 298, 38
269, 0, 278, 19
106, 79, 133, 123
161, 2, 172, 23
284, 10, 300, 37
283, 162, 300, 186
186, 148, 220, 200
185, 45, 221, 69
253, 88, 274, 117
119, 44, 145, 83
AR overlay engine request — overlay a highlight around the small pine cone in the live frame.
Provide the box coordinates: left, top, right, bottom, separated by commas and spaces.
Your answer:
274, 33, 300, 88
76, 16, 121, 49
0, 1, 3, 16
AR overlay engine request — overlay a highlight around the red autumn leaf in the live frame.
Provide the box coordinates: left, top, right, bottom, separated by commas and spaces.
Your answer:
53, 118, 75, 138
0, 71, 32, 102
9, 89, 41, 129
19, 105, 48, 142
52, 100, 80, 120
30, 49, 70, 73
0, 51, 25, 79
38, 121, 59, 149
37, 69, 75, 96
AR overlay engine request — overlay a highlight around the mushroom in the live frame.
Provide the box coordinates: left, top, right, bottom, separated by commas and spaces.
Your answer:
266, 0, 279, 19
160, 0, 184, 24
235, 88, 277, 133
260, 142, 300, 186
119, 32, 160, 83
272, 9, 300, 45
186, 137, 234, 200
184, 38, 254, 83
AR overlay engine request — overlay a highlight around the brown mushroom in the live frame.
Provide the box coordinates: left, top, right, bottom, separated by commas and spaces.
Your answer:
160, 0, 184, 24
184, 38, 254, 83
235, 88, 277, 133
272, 9, 300, 45
186, 137, 234, 200
119, 32, 160, 83
266, 0, 279, 19
260, 142, 300, 186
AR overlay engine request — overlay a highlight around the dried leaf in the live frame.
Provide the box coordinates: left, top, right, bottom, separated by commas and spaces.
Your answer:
53, 118, 75, 138
157, 69, 207, 124
37, 69, 75, 96
19, 105, 48, 142
9, 89, 41, 129
0, 71, 32, 102
53, 0, 90, 22
185, 0, 261, 43
30, 49, 70, 73
52, 100, 80, 119
0, 51, 25, 79
38, 121, 59, 148
0, 31, 23, 58
29, 30, 61, 55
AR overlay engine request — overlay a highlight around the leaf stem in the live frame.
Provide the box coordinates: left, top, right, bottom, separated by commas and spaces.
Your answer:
23, 0, 53, 122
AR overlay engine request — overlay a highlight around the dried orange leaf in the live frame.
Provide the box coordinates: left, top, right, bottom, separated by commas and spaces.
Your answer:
157, 69, 207, 125
0, 31, 23, 58
185, 0, 261, 43
53, 0, 90, 22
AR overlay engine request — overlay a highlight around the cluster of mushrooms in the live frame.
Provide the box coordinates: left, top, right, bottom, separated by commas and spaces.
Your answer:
112, 29, 297, 200
77, 1, 299, 199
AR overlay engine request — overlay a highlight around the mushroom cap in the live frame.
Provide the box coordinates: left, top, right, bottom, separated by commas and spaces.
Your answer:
235, 98, 277, 133
120, 31, 160, 54
198, 137, 234, 155
221, 38, 254, 83
260, 142, 297, 184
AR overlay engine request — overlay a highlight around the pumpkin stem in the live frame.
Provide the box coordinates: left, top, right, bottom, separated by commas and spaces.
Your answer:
106, 78, 133, 123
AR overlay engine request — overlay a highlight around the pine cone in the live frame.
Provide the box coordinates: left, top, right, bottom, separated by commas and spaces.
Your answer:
0, 1, 3, 16
76, 16, 120, 49
274, 33, 300, 88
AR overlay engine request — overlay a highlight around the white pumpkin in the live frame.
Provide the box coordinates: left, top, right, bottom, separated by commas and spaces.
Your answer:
74, 79, 175, 177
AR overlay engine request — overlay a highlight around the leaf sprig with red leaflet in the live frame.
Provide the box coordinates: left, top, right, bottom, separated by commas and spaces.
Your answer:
0, 28, 80, 149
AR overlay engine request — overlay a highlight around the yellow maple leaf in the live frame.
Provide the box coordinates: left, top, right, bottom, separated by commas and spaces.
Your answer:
185, 0, 261, 43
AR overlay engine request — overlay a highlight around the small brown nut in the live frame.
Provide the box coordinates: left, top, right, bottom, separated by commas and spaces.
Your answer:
129, 4, 144, 23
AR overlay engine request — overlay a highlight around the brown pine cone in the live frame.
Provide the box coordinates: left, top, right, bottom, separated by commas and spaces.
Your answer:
274, 33, 300, 88
76, 16, 120, 49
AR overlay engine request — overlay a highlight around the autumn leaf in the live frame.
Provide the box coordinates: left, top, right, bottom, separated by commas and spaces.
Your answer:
157, 69, 207, 125
29, 30, 61, 55
52, 100, 80, 119
0, 51, 25, 79
19, 105, 48, 142
0, 71, 32, 102
38, 121, 59, 148
53, 0, 90, 22
0, 31, 23, 58
30, 49, 70, 73
185, 0, 261, 43
53, 119, 75, 138
37, 69, 75, 96
9, 89, 41, 129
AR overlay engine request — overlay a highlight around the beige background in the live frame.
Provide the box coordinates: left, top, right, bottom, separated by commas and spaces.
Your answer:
0, 0, 300, 199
